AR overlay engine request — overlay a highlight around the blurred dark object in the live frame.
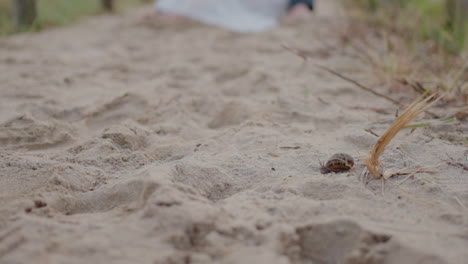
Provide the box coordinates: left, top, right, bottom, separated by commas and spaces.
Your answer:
365, 0, 405, 12
101, 0, 114, 12
288, 0, 314, 11
11, 0, 37, 28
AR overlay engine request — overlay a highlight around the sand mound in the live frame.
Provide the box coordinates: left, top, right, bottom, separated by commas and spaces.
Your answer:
0, 114, 75, 150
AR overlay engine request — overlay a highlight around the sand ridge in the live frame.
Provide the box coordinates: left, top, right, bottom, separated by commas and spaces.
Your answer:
0, 1, 467, 263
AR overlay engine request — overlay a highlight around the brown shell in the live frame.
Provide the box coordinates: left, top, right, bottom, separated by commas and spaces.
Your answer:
320, 153, 354, 174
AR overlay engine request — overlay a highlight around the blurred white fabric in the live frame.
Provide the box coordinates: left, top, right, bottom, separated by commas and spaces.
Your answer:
155, 0, 289, 32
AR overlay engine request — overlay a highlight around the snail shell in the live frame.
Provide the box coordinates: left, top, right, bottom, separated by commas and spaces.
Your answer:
320, 153, 354, 174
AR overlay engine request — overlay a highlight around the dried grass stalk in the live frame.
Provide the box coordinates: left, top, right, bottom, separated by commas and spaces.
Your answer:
383, 165, 439, 180
365, 94, 441, 179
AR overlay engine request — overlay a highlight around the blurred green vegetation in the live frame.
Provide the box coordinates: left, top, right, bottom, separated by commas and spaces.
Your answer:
352, 0, 467, 53
0, 0, 145, 35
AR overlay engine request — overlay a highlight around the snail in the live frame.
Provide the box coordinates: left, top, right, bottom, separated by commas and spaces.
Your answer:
320, 153, 354, 174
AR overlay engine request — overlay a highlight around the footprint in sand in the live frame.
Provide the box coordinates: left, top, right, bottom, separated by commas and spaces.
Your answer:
208, 101, 254, 129
0, 114, 75, 150
282, 219, 444, 264
84, 93, 149, 128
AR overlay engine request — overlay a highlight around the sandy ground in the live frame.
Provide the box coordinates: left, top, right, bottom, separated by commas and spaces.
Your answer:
1, 1, 467, 263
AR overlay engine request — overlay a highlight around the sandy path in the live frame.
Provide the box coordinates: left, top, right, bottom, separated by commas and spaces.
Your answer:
0, 2, 467, 263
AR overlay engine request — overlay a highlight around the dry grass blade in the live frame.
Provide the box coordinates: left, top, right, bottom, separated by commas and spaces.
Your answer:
365, 94, 442, 179
383, 165, 439, 180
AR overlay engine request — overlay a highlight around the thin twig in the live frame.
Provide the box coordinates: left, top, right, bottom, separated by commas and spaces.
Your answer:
454, 196, 467, 210
282, 44, 401, 105
283, 44, 441, 120
365, 128, 379, 137
381, 178, 385, 197
397, 173, 415, 186
313, 64, 402, 105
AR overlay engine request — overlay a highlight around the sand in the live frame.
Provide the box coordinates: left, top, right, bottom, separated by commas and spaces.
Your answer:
0, 1, 467, 263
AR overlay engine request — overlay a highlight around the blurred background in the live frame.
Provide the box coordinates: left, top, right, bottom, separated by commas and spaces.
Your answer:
0, 0, 149, 34
0, 0, 466, 53
350, 0, 467, 53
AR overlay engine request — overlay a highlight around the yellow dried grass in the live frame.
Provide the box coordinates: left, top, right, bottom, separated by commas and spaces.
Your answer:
365, 94, 442, 179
